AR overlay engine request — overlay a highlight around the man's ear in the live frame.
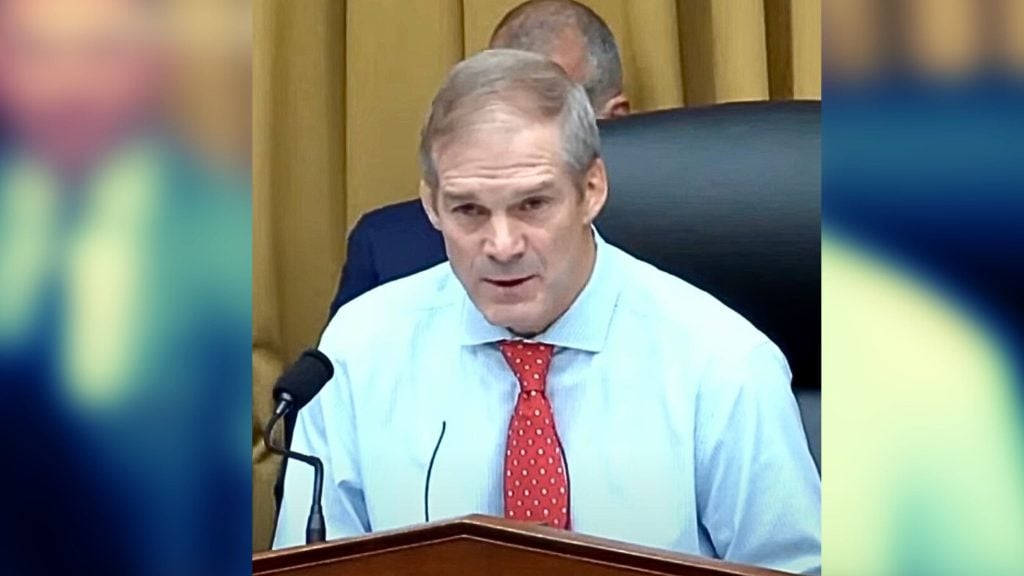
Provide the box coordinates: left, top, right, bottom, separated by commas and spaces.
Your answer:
419, 180, 441, 230
598, 93, 630, 119
582, 159, 608, 225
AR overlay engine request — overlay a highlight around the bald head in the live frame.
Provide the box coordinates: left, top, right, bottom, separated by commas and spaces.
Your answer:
489, 0, 628, 119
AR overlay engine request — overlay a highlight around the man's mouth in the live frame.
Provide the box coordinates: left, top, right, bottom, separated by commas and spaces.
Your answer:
484, 276, 534, 288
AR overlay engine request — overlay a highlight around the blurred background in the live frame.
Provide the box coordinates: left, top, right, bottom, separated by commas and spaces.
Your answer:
0, 0, 251, 575
251, 0, 821, 548
823, 0, 1024, 574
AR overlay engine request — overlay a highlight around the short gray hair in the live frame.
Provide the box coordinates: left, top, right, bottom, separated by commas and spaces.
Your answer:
419, 49, 600, 194
490, 0, 623, 111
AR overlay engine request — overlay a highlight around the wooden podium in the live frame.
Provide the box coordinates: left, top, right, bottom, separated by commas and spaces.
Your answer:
253, 514, 791, 575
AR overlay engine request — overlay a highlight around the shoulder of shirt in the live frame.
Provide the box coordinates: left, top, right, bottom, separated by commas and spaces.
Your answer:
604, 242, 774, 354
320, 261, 459, 353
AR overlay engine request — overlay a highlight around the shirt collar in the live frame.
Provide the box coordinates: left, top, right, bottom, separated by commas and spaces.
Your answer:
459, 228, 621, 352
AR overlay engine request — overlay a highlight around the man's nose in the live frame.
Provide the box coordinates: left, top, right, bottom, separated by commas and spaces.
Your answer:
482, 214, 526, 263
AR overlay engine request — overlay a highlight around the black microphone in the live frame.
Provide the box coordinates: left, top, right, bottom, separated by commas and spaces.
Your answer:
271, 348, 333, 418
263, 349, 334, 544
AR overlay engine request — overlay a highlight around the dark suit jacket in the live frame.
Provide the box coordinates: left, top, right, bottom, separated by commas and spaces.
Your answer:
327, 199, 446, 320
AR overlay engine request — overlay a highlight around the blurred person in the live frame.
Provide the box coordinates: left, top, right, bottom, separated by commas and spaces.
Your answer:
0, 0, 166, 572
326, 0, 629, 319
0, 0, 251, 574
275, 49, 821, 574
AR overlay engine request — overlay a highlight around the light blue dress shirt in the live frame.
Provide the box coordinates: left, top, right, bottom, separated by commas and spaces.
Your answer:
274, 233, 821, 574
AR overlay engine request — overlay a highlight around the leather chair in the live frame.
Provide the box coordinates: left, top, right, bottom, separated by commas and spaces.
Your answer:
595, 101, 821, 471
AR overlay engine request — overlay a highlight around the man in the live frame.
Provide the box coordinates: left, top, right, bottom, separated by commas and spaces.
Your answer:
275, 50, 821, 574
326, 0, 628, 318
268, 0, 629, 525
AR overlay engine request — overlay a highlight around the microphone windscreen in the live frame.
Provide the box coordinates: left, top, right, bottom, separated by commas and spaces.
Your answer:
272, 349, 334, 410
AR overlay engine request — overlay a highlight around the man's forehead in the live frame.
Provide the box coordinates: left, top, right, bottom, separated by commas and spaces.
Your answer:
450, 102, 542, 134
434, 115, 561, 167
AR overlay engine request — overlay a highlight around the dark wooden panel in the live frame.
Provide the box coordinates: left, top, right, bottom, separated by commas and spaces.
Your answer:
253, 515, 789, 576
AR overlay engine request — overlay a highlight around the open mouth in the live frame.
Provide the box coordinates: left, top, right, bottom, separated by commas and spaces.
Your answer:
484, 276, 534, 288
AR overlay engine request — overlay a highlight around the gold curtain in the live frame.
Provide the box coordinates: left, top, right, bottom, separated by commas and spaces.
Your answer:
252, 0, 821, 551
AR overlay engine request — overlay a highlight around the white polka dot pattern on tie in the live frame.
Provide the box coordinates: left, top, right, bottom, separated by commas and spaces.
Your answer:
499, 340, 570, 530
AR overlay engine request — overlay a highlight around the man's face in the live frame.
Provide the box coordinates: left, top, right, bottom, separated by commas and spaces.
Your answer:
422, 111, 607, 336
0, 0, 162, 177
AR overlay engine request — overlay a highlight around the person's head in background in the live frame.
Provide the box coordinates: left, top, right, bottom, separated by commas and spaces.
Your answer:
0, 0, 166, 182
489, 0, 629, 119
418, 49, 608, 337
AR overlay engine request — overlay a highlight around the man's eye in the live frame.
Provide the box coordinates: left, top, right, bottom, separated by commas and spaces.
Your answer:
521, 197, 549, 211
453, 204, 484, 216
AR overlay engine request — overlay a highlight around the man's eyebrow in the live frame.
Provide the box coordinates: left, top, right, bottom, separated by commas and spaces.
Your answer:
439, 190, 478, 205
439, 180, 557, 205
513, 182, 557, 198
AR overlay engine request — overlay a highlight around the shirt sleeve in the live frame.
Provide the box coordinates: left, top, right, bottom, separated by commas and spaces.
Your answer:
272, 354, 370, 548
694, 339, 822, 574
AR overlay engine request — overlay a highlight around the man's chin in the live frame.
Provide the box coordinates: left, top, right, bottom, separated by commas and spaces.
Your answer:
481, 303, 543, 336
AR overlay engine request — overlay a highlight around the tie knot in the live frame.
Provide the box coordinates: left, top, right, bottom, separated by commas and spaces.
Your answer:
499, 340, 553, 392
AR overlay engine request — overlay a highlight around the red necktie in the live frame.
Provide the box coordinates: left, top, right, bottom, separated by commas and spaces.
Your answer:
499, 340, 570, 529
